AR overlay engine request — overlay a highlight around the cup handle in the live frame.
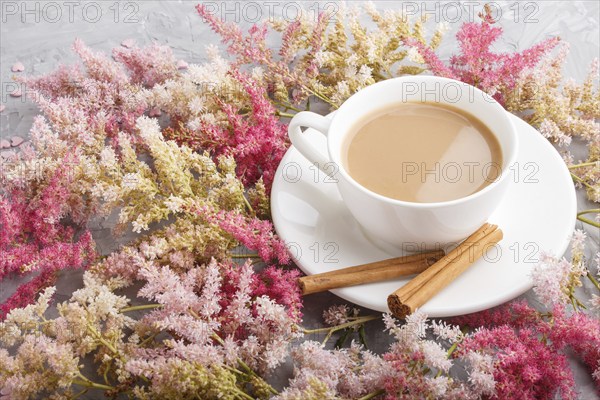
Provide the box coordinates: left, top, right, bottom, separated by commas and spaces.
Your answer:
288, 111, 332, 173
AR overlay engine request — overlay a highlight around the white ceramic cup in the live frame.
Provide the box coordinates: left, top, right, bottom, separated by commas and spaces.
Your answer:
288, 76, 518, 249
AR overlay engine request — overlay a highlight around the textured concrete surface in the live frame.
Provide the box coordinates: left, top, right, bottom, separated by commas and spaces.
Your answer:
1, 1, 599, 398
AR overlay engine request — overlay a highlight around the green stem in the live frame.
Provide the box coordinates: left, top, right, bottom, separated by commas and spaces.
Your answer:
277, 102, 302, 113
140, 332, 159, 347
577, 215, 600, 228
73, 373, 114, 391
301, 315, 380, 335
86, 324, 119, 356
277, 111, 296, 118
357, 389, 386, 400
242, 194, 254, 214
569, 162, 599, 169
570, 173, 595, 190
588, 272, 600, 291
578, 209, 600, 216
229, 253, 260, 259
303, 86, 335, 106
120, 304, 162, 313
446, 341, 459, 358
577, 209, 600, 228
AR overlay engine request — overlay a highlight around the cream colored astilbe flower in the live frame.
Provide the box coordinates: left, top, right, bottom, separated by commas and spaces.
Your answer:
506, 44, 600, 201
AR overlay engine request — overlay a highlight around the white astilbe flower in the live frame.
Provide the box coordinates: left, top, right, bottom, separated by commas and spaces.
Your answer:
0, 287, 55, 347
383, 310, 427, 348
464, 350, 496, 396
539, 118, 572, 147
421, 340, 452, 372
426, 376, 450, 397
408, 46, 425, 63
164, 195, 186, 213
431, 319, 463, 343
0, 335, 80, 399
531, 252, 573, 305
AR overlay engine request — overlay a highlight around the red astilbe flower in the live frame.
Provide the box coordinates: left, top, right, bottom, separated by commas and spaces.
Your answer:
252, 265, 302, 321
0, 184, 96, 318
405, 6, 560, 104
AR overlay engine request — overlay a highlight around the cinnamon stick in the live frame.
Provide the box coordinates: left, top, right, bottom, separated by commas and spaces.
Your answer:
392, 223, 496, 301
387, 225, 503, 319
299, 250, 444, 295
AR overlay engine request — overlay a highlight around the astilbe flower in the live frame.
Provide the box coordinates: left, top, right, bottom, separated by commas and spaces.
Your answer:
0, 171, 96, 319
0, 284, 128, 398
196, 3, 328, 106
197, 2, 446, 109
454, 301, 600, 393
381, 312, 478, 399
196, 205, 291, 265
276, 341, 391, 400
505, 44, 599, 201
112, 42, 179, 87
406, 4, 560, 104
165, 70, 289, 189
530, 230, 588, 306
549, 306, 600, 389
0, 335, 80, 399
134, 259, 300, 378
322, 304, 359, 327
457, 325, 576, 399
21, 39, 149, 140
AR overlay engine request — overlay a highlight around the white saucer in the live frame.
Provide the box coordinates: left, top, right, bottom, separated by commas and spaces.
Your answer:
271, 113, 576, 317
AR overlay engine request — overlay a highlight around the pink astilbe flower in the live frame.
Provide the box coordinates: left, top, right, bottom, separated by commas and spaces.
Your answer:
135, 259, 299, 375
196, 4, 329, 104
549, 307, 600, 389
458, 325, 576, 399
112, 42, 179, 87
0, 269, 57, 320
197, 206, 291, 265
406, 6, 559, 104
22, 39, 158, 139
196, 4, 270, 66
277, 341, 390, 400
451, 300, 539, 329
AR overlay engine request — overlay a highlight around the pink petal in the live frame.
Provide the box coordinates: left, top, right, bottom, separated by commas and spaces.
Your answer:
149, 107, 162, 117
10, 136, 24, 147
121, 39, 136, 48
10, 89, 22, 97
11, 62, 25, 72
0, 140, 10, 149
177, 60, 189, 70
0, 105, 5, 112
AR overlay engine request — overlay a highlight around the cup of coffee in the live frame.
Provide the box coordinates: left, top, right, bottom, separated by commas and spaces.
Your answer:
288, 76, 518, 249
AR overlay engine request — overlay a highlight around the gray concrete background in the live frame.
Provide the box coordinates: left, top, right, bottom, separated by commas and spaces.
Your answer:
1, 1, 599, 398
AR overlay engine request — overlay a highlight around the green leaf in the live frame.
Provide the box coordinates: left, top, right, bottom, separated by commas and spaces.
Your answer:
334, 329, 351, 349
359, 325, 368, 349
